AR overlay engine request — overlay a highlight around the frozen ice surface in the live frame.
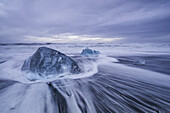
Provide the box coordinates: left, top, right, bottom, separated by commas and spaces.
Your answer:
81, 47, 100, 56
21, 47, 81, 80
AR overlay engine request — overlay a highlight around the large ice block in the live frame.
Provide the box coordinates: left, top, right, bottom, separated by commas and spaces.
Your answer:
21, 47, 81, 80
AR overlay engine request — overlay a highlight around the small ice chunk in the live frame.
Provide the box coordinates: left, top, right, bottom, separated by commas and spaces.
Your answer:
133, 59, 145, 65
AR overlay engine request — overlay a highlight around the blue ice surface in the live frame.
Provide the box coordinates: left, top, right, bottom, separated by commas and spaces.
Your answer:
81, 47, 100, 56
21, 47, 81, 80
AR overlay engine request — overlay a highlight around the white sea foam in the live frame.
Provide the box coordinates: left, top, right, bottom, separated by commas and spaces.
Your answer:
0, 43, 170, 83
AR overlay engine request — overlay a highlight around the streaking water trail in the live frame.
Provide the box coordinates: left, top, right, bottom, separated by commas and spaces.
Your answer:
0, 59, 170, 113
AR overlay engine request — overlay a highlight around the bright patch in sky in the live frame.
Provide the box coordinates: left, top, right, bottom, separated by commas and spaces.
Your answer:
24, 35, 123, 43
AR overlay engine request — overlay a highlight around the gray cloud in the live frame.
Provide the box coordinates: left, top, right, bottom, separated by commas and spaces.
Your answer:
0, 0, 170, 43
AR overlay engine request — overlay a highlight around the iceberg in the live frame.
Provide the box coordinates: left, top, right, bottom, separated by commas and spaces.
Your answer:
21, 47, 81, 80
81, 47, 100, 56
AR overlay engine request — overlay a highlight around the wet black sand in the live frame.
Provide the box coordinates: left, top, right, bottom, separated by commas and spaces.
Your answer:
113, 55, 170, 75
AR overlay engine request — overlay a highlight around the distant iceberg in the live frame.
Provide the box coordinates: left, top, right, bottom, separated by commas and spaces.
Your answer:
21, 47, 81, 80
81, 47, 100, 56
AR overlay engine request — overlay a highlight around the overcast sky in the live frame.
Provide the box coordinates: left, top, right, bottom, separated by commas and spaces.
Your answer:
0, 0, 170, 43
